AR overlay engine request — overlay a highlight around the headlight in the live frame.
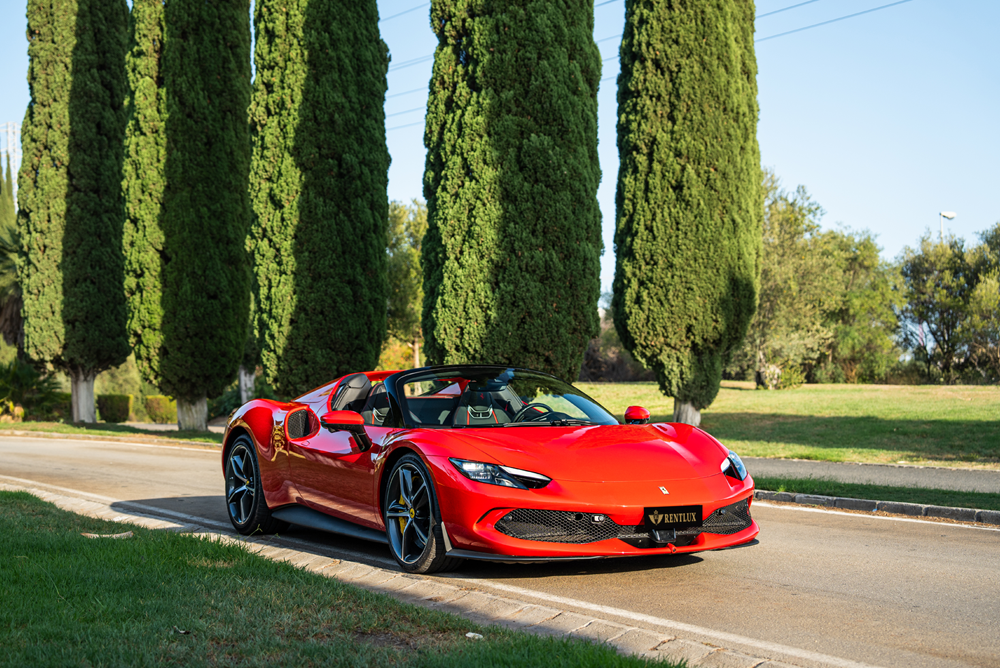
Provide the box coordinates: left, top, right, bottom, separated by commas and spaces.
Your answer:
449, 459, 551, 489
721, 451, 748, 481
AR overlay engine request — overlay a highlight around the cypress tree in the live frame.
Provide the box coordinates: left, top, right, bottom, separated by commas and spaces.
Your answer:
612, 0, 761, 426
249, 0, 389, 398
422, 0, 603, 381
0, 155, 15, 229
123, 0, 166, 394
17, 0, 131, 422
160, 1, 252, 428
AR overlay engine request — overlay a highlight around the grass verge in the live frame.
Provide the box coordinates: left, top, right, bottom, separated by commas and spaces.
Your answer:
579, 381, 1000, 468
755, 476, 1000, 511
0, 491, 670, 668
0, 421, 222, 445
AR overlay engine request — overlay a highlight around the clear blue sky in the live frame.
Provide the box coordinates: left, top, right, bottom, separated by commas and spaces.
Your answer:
2, 0, 997, 292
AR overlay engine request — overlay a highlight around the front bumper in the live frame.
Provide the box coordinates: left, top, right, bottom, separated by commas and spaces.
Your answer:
427, 455, 759, 559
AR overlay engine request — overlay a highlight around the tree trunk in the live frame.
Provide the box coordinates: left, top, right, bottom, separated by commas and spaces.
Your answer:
238, 364, 254, 404
70, 369, 97, 423
177, 396, 207, 431
411, 339, 420, 369
673, 399, 701, 427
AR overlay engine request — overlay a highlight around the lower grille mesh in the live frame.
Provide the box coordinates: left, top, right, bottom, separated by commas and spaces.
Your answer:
494, 497, 752, 544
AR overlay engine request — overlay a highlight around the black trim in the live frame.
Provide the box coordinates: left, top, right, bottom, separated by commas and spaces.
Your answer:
271, 505, 388, 545
444, 549, 606, 563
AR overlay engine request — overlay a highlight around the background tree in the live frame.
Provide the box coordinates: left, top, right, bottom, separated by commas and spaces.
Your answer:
735, 173, 838, 387
613, 0, 761, 425
249, 0, 389, 398
386, 200, 427, 368
0, 155, 14, 229
898, 234, 975, 382
422, 0, 603, 381
962, 222, 1000, 381
820, 229, 901, 383
17, 0, 131, 422
123, 0, 166, 398
160, 0, 252, 428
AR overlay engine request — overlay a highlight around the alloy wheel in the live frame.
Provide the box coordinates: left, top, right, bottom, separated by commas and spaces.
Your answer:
385, 463, 431, 564
226, 443, 256, 526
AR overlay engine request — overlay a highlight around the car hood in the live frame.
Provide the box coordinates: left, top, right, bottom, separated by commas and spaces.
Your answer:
447, 423, 727, 483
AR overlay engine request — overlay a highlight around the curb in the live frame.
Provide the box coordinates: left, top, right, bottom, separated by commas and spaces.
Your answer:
1, 482, 823, 668
0, 429, 220, 449
754, 490, 1000, 526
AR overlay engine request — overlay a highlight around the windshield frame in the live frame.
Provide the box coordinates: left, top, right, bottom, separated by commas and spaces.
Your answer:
384, 364, 619, 429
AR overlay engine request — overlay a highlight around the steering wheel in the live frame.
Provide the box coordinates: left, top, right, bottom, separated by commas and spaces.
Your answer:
512, 402, 554, 422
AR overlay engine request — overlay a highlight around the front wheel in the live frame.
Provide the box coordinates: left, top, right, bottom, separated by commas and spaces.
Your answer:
225, 435, 286, 535
383, 454, 462, 574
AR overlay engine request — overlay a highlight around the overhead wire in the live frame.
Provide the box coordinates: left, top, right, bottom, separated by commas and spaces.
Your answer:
756, 0, 826, 19
756, 0, 914, 42
380, 3, 429, 24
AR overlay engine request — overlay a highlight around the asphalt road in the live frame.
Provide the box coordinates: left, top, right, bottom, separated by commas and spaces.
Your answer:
2, 436, 998, 668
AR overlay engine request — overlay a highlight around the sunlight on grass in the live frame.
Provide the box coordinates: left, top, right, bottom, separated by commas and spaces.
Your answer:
580, 381, 1000, 468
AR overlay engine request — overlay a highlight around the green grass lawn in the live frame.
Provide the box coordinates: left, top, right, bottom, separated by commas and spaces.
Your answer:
754, 476, 1000, 511
580, 381, 1000, 468
0, 491, 669, 668
0, 420, 223, 445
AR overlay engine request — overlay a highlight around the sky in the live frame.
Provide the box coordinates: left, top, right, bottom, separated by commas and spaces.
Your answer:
1, 0, 998, 293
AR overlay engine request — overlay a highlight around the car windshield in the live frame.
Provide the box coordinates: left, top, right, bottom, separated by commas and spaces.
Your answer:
393, 367, 619, 428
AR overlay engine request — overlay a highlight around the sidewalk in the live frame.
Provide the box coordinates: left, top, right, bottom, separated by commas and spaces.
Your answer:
745, 457, 1000, 494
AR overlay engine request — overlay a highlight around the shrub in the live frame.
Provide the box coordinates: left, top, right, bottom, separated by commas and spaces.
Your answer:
97, 394, 133, 423
776, 363, 805, 390
0, 359, 61, 415
144, 395, 176, 424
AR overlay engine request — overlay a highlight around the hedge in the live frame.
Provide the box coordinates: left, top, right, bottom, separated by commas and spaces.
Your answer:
143, 395, 177, 424
97, 394, 133, 423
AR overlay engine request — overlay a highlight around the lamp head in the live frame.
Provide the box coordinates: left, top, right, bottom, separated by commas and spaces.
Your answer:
940, 211, 957, 219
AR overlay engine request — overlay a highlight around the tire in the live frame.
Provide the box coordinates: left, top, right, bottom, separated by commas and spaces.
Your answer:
383, 453, 463, 574
225, 435, 286, 535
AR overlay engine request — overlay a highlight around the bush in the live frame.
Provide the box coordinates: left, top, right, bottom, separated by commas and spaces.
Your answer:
0, 359, 61, 417
777, 362, 805, 390
144, 395, 176, 424
97, 394, 132, 423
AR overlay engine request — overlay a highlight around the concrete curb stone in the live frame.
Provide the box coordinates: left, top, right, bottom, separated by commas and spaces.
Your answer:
652, 638, 716, 664
834, 498, 878, 512
793, 494, 835, 507
923, 505, 977, 522
976, 509, 1000, 525
696, 649, 768, 667
875, 500, 926, 516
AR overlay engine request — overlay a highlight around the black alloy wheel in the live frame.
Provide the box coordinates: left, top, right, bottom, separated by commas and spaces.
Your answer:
383, 454, 461, 574
225, 435, 286, 535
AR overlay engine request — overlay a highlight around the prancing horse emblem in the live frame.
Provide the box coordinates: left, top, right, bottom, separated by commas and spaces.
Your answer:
659, 486, 669, 495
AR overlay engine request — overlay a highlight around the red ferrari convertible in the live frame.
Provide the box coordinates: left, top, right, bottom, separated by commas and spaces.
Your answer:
222, 365, 758, 573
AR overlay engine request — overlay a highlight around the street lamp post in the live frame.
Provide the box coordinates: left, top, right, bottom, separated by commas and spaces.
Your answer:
939, 211, 956, 241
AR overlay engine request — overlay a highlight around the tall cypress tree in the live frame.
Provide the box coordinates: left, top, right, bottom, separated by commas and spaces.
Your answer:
249, 0, 389, 398
160, 1, 252, 428
422, 0, 602, 381
123, 0, 166, 394
18, 0, 131, 422
612, 0, 761, 426
0, 155, 15, 229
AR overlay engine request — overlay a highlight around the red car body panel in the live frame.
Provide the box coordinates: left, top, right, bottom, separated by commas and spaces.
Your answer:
223, 370, 759, 560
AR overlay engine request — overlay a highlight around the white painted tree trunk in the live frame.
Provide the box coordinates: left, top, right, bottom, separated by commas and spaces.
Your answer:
411, 340, 421, 369
673, 399, 701, 427
238, 365, 254, 404
70, 370, 97, 423
177, 396, 208, 431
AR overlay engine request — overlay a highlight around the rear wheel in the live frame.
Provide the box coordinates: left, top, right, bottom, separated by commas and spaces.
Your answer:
225, 435, 286, 535
383, 454, 462, 574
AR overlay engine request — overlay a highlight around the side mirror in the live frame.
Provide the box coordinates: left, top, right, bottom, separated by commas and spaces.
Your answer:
624, 406, 650, 425
320, 410, 372, 450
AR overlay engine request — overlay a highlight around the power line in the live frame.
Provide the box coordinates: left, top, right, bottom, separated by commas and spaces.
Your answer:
386, 106, 424, 118
387, 86, 426, 99
596, 33, 622, 44
756, 0, 914, 42
380, 3, 429, 24
756, 0, 826, 20
388, 54, 433, 72
387, 120, 425, 132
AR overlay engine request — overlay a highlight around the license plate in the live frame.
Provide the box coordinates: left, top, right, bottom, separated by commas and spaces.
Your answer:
643, 505, 702, 531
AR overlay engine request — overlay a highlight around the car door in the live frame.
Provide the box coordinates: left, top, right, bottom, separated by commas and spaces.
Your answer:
285, 403, 393, 528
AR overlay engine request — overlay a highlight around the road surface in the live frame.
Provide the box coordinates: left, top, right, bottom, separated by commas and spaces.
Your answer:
2, 435, 997, 668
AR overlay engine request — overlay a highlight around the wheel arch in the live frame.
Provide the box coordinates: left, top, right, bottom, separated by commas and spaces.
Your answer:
377, 444, 424, 519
